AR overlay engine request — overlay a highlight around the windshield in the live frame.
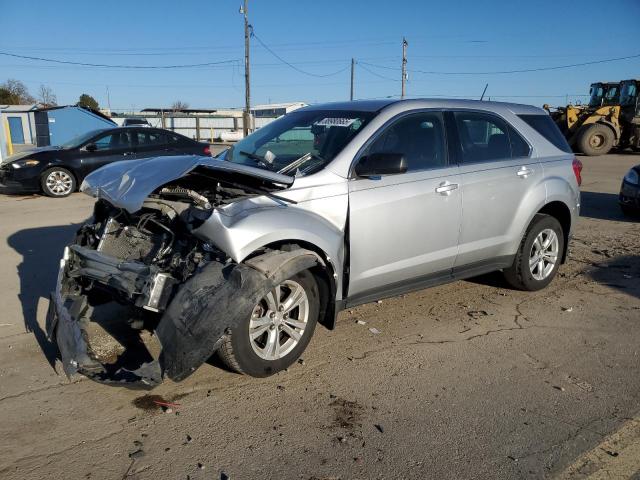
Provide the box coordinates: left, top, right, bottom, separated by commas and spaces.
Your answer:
223, 109, 375, 175
60, 129, 106, 149
603, 86, 620, 105
620, 82, 637, 106
588, 84, 605, 107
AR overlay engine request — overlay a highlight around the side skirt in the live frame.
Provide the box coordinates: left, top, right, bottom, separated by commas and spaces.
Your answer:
343, 255, 515, 309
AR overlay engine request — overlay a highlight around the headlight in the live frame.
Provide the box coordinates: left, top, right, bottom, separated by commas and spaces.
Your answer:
624, 168, 639, 185
11, 159, 40, 169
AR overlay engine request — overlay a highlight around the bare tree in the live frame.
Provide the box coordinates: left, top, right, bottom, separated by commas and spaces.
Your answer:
0, 79, 36, 104
171, 100, 189, 111
38, 84, 57, 107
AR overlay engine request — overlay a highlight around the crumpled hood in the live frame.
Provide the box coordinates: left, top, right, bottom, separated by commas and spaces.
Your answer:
80, 154, 294, 213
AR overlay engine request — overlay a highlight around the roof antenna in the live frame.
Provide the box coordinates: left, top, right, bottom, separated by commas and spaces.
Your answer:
480, 83, 489, 101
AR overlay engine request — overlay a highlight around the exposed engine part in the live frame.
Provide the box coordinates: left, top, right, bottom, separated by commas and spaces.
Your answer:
160, 186, 212, 209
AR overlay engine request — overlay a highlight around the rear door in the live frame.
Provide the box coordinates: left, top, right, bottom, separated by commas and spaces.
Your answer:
77, 130, 135, 177
450, 110, 541, 269
133, 129, 168, 159
348, 110, 462, 302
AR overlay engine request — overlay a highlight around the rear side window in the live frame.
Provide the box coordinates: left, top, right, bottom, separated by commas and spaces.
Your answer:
453, 112, 514, 163
136, 131, 165, 146
518, 114, 572, 153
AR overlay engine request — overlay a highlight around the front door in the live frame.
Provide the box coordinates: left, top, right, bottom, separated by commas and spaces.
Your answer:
347, 111, 462, 303
77, 130, 135, 177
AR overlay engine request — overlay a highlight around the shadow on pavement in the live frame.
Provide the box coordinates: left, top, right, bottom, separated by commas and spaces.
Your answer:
7, 223, 81, 369
588, 255, 640, 301
580, 191, 637, 223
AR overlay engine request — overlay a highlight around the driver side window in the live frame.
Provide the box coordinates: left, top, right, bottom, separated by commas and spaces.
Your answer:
93, 132, 131, 151
364, 112, 446, 172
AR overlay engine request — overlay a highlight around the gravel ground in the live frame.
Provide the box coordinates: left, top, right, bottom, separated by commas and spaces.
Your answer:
0, 153, 639, 480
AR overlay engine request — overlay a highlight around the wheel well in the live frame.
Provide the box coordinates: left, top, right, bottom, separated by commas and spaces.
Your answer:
537, 201, 571, 263
254, 240, 337, 330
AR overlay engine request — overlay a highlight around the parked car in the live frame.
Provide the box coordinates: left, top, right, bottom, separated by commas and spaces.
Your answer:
619, 164, 640, 216
122, 118, 150, 127
47, 99, 581, 387
0, 127, 211, 197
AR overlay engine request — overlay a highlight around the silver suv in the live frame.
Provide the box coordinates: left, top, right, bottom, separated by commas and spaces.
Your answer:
47, 99, 581, 387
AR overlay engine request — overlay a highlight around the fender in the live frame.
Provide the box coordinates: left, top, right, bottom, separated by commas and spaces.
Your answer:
194, 199, 347, 299
156, 248, 322, 382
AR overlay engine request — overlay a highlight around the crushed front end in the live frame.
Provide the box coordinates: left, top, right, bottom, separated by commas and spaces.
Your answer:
46, 170, 266, 388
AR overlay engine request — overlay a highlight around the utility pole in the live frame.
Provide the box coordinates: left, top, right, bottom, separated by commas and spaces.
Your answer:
401, 37, 408, 99
242, 0, 251, 137
350, 58, 355, 101
105, 86, 111, 112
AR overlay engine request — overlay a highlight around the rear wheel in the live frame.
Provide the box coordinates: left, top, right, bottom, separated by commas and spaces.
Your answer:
577, 124, 615, 156
217, 270, 319, 377
41, 167, 76, 197
504, 214, 564, 291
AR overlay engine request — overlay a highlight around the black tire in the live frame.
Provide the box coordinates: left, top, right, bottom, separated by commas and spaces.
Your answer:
40, 167, 76, 197
217, 269, 319, 377
503, 214, 565, 291
621, 204, 639, 218
577, 123, 615, 156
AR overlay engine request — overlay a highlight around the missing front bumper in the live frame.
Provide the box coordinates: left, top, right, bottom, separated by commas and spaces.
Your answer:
45, 246, 168, 388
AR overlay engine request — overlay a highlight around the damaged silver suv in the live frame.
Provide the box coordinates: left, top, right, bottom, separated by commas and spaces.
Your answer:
47, 99, 581, 387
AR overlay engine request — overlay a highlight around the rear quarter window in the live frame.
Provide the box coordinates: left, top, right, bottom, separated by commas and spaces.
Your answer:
518, 114, 572, 153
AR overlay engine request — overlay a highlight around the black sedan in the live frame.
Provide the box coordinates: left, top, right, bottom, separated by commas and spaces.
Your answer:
619, 164, 640, 216
0, 127, 211, 197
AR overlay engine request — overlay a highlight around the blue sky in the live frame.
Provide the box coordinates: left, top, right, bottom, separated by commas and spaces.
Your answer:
1, 0, 638, 111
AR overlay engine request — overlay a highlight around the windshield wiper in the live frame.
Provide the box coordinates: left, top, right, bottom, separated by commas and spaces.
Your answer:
278, 152, 324, 175
239, 150, 271, 168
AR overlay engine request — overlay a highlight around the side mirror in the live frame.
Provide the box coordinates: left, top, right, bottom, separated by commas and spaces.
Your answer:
84, 143, 97, 152
355, 152, 407, 177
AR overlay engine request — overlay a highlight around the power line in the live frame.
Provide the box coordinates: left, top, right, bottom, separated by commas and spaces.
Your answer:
357, 61, 399, 82
0, 51, 239, 69
359, 53, 640, 75
250, 31, 350, 78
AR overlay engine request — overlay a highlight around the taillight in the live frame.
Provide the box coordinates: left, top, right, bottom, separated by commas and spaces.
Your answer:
572, 157, 582, 186
203, 145, 211, 156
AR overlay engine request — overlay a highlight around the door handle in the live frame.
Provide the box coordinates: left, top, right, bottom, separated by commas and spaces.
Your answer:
435, 181, 459, 195
517, 166, 533, 178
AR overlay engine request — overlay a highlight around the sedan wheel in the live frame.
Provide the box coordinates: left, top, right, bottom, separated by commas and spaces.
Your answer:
42, 168, 76, 197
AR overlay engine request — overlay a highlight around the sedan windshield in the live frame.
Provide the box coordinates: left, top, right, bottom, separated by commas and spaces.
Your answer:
60, 129, 107, 149
223, 110, 375, 175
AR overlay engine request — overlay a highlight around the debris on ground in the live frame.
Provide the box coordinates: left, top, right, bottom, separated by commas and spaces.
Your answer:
552, 385, 566, 392
374, 424, 384, 433
376, 300, 383, 304
356, 320, 367, 325
467, 310, 489, 319
562, 306, 574, 312
369, 327, 381, 335
128, 449, 145, 459
298, 358, 306, 366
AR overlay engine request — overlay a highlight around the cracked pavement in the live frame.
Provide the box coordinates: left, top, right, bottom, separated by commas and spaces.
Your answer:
1, 153, 639, 479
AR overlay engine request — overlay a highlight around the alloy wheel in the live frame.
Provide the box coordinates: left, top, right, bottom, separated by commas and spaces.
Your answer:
46, 170, 73, 196
529, 228, 559, 281
248, 280, 309, 361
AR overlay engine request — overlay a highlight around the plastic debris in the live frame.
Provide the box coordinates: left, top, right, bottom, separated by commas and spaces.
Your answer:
369, 327, 381, 335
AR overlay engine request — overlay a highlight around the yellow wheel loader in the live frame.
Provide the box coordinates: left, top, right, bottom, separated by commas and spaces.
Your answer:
544, 81, 640, 156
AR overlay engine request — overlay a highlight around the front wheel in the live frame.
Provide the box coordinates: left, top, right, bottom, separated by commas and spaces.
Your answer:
503, 214, 564, 291
217, 270, 319, 377
41, 167, 76, 197
577, 123, 614, 156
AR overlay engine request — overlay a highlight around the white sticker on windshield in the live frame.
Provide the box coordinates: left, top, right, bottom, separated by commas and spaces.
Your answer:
315, 117, 356, 127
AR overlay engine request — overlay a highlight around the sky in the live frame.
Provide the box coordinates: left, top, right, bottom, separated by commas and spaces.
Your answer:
1, 0, 639, 112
